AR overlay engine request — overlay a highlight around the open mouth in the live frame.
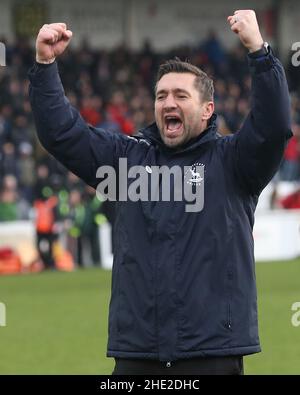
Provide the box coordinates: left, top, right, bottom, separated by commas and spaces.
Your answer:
164, 114, 183, 134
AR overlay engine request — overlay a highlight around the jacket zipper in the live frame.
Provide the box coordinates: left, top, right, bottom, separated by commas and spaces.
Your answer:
227, 268, 233, 330
227, 303, 232, 330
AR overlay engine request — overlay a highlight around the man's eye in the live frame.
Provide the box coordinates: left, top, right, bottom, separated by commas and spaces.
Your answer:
156, 96, 164, 100
178, 95, 187, 99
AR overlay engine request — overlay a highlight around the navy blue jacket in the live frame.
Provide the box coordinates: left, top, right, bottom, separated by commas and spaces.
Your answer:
28, 50, 291, 362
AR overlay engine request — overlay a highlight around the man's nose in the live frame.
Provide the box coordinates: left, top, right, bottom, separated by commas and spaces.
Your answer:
163, 94, 177, 109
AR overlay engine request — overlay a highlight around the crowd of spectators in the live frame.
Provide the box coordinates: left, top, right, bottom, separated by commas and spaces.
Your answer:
1, 32, 300, 266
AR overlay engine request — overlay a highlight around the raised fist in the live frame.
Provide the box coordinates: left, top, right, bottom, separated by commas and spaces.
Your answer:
228, 10, 264, 53
36, 23, 73, 64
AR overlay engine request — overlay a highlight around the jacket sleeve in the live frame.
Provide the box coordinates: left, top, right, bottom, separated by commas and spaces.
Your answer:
228, 49, 292, 195
28, 61, 130, 188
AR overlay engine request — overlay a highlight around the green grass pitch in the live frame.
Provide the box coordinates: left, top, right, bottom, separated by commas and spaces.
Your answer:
1, 260, 300, 374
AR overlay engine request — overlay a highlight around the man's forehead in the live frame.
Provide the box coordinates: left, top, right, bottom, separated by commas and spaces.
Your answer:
156, 72, 196, 91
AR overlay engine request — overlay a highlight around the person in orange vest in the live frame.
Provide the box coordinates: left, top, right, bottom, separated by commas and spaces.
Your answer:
34, 195, 58, 270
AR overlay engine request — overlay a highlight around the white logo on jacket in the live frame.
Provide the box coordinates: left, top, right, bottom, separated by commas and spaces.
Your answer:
185, 163, 205, 186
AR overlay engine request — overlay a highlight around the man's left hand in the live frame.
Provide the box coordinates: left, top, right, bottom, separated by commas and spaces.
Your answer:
228, 10, 264, 53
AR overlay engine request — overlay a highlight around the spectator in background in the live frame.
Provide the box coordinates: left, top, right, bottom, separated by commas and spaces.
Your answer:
18, 141, 35, 203
34, 193, 58, 270
82, 185, 105, 266
0, 175, 29, 221
65, 189, 86, 267
106, 90, 134, 135
11, 112, 32, 147
66, 171, 84, 192
0, 142, 18, 178
34, 162, 52, 200
280, 122, 300, 181
80, 95, 102, 127
202, 30, 228, 76
0, 106, 11, 145
98, 110, 122, 134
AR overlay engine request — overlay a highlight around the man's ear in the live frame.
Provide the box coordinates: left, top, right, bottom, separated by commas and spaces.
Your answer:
202, 101, 214, 120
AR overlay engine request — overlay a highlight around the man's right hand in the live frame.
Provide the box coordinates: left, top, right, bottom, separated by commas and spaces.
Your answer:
36, 23, 72, 64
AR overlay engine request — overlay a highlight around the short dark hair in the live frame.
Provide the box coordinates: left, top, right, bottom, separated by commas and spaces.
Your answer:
155, 58, 214, 102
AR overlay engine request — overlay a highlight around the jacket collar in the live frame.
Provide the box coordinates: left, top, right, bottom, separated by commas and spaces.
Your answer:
138, 113, 219, 154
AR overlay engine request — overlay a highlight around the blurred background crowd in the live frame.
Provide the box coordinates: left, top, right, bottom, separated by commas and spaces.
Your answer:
1, 32, 300, 268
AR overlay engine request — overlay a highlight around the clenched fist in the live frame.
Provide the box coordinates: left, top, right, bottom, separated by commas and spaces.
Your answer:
227, 10, 264, 53
36, 23, 73, 64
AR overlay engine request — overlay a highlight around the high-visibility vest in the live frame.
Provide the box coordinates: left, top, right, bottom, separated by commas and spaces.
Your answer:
34, 196, 58, 233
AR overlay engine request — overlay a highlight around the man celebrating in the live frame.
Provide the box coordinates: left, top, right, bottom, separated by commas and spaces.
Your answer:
29, 10, 291, 375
